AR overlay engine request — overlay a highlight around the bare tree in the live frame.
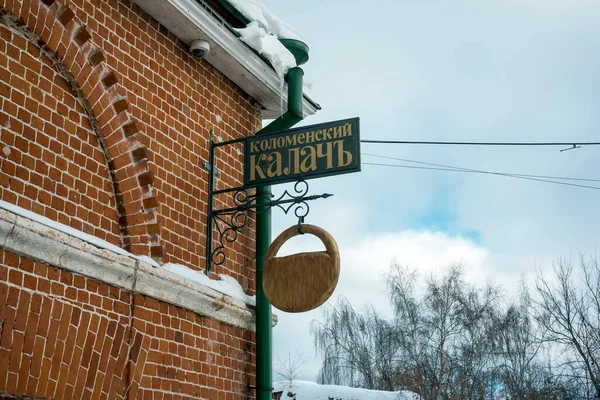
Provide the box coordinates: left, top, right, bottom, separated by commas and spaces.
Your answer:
312, 263, 502, 398
534, 255, 600, 399
387, 263, 500, 399
489, 281, 559, 399
276, 351, 309, 387
311, 257, 600, 399
311, 298, 399, 390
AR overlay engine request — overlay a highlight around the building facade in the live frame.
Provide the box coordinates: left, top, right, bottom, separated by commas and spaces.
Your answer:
0, 0, 317, 398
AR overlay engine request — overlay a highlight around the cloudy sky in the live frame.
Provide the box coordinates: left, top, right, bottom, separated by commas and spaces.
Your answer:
258, 0, 600, 381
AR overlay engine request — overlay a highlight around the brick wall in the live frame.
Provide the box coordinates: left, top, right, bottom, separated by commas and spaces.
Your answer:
2, 0, 261, 285
0, 24, 121, 246
0, 249, 256, 399
61, 0, 261, 284
0, 0, 264, 398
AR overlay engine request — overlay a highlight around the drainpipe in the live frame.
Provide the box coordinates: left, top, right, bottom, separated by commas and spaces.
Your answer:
255, 66, 304, 400
256, 68, 304, 136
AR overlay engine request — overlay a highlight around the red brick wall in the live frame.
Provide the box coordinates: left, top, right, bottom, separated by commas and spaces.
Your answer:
2, 0, 261, 286
61, 0, 261, 285
0, 0, 263, 398
0, 25, 121, 246
0, 249, 256, 399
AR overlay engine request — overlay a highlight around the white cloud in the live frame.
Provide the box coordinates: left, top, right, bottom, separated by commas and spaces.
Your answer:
272, 213, 493, 380
262, 0, 600, 384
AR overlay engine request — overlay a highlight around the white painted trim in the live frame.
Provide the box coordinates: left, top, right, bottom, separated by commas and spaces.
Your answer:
0, 208, 279, 331
132, 0, 319, 119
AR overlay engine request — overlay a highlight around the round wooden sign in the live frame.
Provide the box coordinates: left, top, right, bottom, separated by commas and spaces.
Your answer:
263, 224, 340, 313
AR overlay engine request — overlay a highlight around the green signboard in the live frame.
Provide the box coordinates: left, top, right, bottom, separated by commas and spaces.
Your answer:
244, 117, 360, 187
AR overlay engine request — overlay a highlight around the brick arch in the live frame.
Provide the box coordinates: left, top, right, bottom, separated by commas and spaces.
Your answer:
2, 1, 164, 259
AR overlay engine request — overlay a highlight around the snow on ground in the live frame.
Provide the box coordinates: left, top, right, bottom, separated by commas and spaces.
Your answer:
161, 263, 255, 306
273, 381, 420, 400
0, 200, 256, 306
227, 0, 303, 41
236, 21, 297, 77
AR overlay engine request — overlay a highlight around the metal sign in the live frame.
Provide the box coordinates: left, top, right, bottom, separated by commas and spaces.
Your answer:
244, 117, 360, 187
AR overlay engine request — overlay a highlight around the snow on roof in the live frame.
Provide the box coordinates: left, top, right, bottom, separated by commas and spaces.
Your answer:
226, 0, 304, 41
235, 21, 297, 78
0, 200, 256, 306
273, 381, 420, 400
229, 0, 305, 78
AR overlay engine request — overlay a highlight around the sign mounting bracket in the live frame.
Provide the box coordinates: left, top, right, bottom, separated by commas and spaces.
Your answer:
205, 135, 333, 275
204, 117, 360, 275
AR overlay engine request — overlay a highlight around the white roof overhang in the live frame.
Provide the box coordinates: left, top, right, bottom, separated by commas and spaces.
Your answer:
133, 0, 320, 119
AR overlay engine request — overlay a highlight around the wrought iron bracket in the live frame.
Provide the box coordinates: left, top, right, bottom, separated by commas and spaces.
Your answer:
205, 132, 333, 275
201, 160, 220, 176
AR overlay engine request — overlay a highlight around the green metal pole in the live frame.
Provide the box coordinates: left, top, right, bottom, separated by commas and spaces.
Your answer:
255, 184, 272, 400
255, 67, 304, 400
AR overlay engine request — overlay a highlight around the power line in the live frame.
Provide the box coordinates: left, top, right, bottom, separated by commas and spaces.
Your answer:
361, 158, 600, 191
360, 139, 600, 147
362, 153, 600, 183
362, 162, 600, 190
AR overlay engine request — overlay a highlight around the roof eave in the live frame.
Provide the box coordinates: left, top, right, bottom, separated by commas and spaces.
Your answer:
133, 0, 320, 119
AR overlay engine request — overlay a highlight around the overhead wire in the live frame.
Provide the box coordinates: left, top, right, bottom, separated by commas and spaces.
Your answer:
362, 153, 600, 183
361, 154, 600, 191
360, 140, 600, 146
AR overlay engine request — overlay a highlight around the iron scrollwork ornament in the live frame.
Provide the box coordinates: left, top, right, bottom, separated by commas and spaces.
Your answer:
205, 132, 334, 274
208, 180, 332, 272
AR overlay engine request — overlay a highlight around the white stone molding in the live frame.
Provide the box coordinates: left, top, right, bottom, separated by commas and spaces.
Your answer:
0, 208, 274, 331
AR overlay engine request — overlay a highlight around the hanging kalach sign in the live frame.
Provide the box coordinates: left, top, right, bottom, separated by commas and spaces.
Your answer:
263, 224, 340, 313
244, 117, 360, 187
